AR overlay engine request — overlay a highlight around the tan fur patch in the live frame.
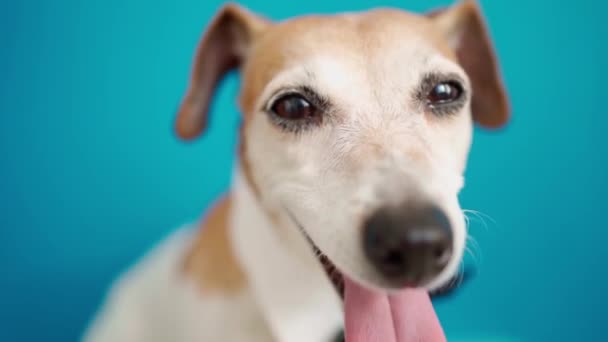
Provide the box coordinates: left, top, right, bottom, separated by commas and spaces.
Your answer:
183, 196, 247, 294
238, 9, 457, 116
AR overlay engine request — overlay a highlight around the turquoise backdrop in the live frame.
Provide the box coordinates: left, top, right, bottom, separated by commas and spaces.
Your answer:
0, 0, 605, 341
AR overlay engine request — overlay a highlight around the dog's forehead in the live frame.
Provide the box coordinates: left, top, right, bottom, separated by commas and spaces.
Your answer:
239, 9, 457, 114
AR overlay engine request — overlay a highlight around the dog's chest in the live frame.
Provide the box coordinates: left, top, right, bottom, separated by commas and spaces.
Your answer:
171, 286, 274, 342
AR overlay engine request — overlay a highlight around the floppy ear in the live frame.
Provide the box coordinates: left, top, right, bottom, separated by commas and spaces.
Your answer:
428, 0, 510, 128
175, 4, 269, 140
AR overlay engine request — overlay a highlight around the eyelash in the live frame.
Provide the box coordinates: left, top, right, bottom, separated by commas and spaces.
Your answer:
417, 73, 468, 116
263, 74, 466, 133
265, 86, 330, 133
269, 112, 315, 133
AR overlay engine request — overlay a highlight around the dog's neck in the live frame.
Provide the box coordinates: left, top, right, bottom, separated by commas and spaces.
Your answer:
229, 166, 344, 342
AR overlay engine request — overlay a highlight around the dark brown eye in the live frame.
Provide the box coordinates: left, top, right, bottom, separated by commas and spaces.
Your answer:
427, 81, 462, 105
271, 94, 317, 120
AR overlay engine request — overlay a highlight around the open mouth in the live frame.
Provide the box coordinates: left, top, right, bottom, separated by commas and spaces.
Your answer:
286, 208, 469, 300
310, 232, 470, 300
312, 241, 346, 296
285, 208, 346, 296
287, 207, 472, 342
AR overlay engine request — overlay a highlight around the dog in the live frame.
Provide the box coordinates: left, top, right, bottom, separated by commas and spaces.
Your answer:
82, 1, 509, 341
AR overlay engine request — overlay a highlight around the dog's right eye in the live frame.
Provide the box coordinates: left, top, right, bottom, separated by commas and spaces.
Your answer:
270, 94, 318, 120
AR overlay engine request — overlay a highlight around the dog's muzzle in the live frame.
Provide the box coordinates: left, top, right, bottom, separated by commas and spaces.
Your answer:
287, 203, 463, 298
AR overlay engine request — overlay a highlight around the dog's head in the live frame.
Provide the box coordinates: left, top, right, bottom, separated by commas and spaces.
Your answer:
176, 1, 508, 293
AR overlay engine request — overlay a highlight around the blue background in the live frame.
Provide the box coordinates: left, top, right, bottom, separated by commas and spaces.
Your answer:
0, 0, 605, 341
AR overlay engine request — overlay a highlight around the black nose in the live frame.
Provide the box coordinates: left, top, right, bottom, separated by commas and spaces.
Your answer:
363, 204, 453, 286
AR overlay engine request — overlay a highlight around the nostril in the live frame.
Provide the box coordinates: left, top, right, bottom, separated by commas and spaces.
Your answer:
433, 246, 445, 259
383, 250, 404, 268
433, 245, 452, 267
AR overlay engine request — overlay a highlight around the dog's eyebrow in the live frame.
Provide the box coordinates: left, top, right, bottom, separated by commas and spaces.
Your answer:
303, 67, 316, 81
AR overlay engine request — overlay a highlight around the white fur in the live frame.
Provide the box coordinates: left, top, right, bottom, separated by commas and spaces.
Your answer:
85, 8, 484, 341
230, 169, 343, 342
82, 227, 274, 342
82, 169, 342, 342
246, 42, 472, 291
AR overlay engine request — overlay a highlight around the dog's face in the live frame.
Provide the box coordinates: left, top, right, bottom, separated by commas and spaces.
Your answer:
177, 1, 509, 292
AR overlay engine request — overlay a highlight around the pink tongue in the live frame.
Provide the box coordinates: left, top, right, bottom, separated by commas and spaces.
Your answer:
344, 276, 446, 342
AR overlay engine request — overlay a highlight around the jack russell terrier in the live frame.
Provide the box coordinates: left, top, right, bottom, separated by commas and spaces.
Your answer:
83, 1, 509, 341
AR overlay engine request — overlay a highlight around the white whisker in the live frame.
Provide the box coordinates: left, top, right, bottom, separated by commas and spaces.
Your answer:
466, 235, 483, 268
462, 209, 497, 232
456, 262, 465, 288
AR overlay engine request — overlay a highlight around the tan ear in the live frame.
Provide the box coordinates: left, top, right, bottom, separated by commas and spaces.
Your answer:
429, 0, 510, 128
175, 4, 269, 140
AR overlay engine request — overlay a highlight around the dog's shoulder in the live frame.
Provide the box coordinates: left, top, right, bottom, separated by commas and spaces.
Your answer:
82, 225, 272, 342
183, 196, 248, 295
82, 226, 195, 341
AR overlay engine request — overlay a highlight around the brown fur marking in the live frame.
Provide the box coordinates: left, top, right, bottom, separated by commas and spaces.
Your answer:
238, 10, 458, 116
183, 196, 246, 294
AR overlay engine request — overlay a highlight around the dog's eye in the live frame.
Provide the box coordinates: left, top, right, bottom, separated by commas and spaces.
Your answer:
271, 94, 317, 120
427, 81, 463, 105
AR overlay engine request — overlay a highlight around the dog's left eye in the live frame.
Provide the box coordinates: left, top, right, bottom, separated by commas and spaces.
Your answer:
271, 94, 318, 120
427, 81, 463, 106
